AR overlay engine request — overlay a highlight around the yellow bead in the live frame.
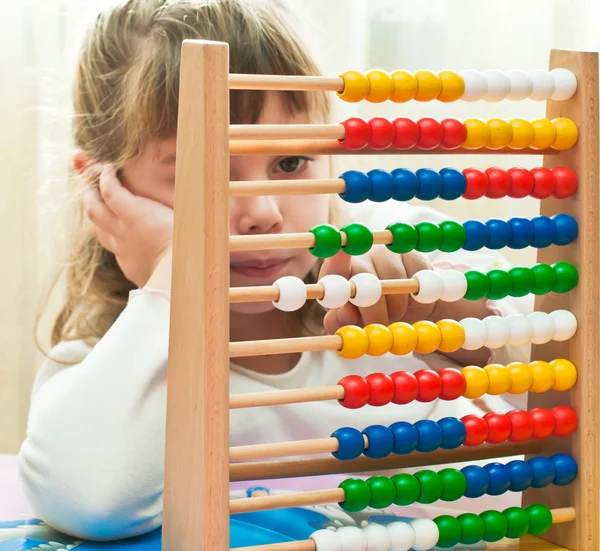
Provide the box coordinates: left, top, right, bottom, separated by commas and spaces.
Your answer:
366, 69, 394, 103
338, 70, 370, 103
508, 118, 535, 149
529, 360, 556, 393
531, 119, 557, 150
462, 366, 489, 399
390, 70, 418, 102
506, 362, 534, 394
436, 319, 466, 353
335, 325, 369, 359
388, 321, 418, 355
552, 118, 578, 150
551, 358, 578, 391
414, 69, 442, 102
413, 320, 442, 354
364, 323, 393, 356
437, 70, 465, 103
486, 118, 513, 150
463, 118, 490, 149
483, 364, 511, 395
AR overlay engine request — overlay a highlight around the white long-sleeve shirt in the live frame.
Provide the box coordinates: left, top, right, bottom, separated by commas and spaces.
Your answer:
18, 203, 531, 540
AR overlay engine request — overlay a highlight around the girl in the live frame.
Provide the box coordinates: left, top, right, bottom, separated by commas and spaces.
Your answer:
18, 0, 526, 541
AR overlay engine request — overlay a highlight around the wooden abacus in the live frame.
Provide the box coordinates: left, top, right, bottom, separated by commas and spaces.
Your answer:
162, 40, 599, 551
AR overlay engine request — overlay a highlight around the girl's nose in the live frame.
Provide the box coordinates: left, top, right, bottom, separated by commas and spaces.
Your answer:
234, 195, 283, 235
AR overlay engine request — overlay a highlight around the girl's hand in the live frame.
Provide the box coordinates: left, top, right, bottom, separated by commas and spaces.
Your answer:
83, 165, 174, 288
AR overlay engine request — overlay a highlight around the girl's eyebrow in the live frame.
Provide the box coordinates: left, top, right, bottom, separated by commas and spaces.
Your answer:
159, 154, 177, 165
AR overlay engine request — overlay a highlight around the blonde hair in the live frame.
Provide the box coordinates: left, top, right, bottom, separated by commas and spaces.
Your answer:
42, 0, 341, 349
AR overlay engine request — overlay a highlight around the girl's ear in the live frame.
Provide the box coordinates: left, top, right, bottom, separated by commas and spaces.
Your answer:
73, 150, 94, 174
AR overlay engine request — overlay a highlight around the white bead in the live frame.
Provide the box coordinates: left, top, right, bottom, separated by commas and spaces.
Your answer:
386, 522, 415, 551
506, 314, 534, 346
349, 272, 382, 307
483, 69, 511, 102
409, 518, 439, 551
272, 276, 307, 312
460, 69, 487, 102
311, 529, 342, 551
440, 270, 468, 302
318, 275, 351, 309
483, 316, 510, 348
411, 270, 444, 304
529, 69, 555, 100
460, 317, 489, 350
550, 68, 577, 100
550, 309, 577, 341
527, 311, 556, 344
337, 526, 368, 551
363, 523, 391, 551
506, 69, 533, 100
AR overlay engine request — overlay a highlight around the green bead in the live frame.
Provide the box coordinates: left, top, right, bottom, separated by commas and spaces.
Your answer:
439, 220, 466, 252
526, 504, 553, 536
464, 270, 491, 300
338, 478, 371, 512
503, 507, 530, 539
458, 513, 486, 545
415, 470, 444, 504
309, 224, 342, 258
415, 221, 443, 253
439, 468, 467, 502
553, 262, 578, 293
487, 269, 513, 300
386, 222, 418, 254
531, 263, 557, 295
341, 223, 373, 256
434, 515, 462, 548
391, 473, 420, 506
509, 266, 535, 297
481, 510, 508, 542
367, 476, 396, 509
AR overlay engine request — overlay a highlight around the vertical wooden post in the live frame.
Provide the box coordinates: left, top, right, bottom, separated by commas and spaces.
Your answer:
163, 40, 230, 551
524, 49, 599, 550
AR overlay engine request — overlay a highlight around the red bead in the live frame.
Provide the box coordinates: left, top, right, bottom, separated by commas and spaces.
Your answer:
530, 407, 556, 440
438, 368, 466, 400
552, 405, 578, 437
552, 166, 578, 198
508, 167, 535, 198
414, 369, 443, 402
340, 118, 371, 150
507, 410, 534, 442
368, 117, 395, 150
440, 118, 467, 149
390, 371, 419, 404
485, 167, 511, 198
484, 412, 512, 444
530, 167, 556, 199
462, 414, 489, 446
365, 372, 395, 406
416, 117, 444, 150
392, 117, 420, 150
462, 168, 489, 199
338, 375, 370, 409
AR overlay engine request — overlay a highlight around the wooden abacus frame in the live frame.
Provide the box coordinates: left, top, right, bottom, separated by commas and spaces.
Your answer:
162, 41, 599, 551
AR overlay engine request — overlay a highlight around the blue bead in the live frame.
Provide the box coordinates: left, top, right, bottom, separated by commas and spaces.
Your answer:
339, 170, 372, 203
462, 465, 490, 498
389, 421, 420, 455
414, 419, 442, 453
438, 417, 466, 450
463, 220, 489, 251
391, 168, 419, 201
484, 462, 511, 496
416, 168, 443, 201
439, 168, 467, 200
368, 169, 395, 202
552, 214, 578, 245
528, 456, 556, 488
485, 218, 512, 249
332, 427, 365, 460
550, 453, 578, 486
506, 460, 533, 492
508, 217, 535, 249
532, 216, 557, 248
362, 425, 395, 459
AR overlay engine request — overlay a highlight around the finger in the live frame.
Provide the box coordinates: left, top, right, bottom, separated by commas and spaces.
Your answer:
347, 255, 390, 327
84, 186, 123, 238
368, 248, 409, 323
98, 165, 141, 224
92, 225, 119, 255
323, 304, 359, 334
318, 250, 352, 280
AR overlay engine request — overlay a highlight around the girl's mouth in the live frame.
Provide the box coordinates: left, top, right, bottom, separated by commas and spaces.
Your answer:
230, 257, 290, 279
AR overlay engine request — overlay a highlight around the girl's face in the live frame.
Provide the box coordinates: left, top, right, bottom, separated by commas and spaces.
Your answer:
120, 94, 331, 314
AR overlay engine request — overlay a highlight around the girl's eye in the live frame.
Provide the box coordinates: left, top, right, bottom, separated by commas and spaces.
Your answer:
275, 156, 310, 174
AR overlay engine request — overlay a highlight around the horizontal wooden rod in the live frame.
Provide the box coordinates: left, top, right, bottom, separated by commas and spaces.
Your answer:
229, 385, 344, 409
229, 73, 344, 92
230, 124, 344, 140
230, 178, 346, 197
230, 488, 344, 514
230, 335, 340, 358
